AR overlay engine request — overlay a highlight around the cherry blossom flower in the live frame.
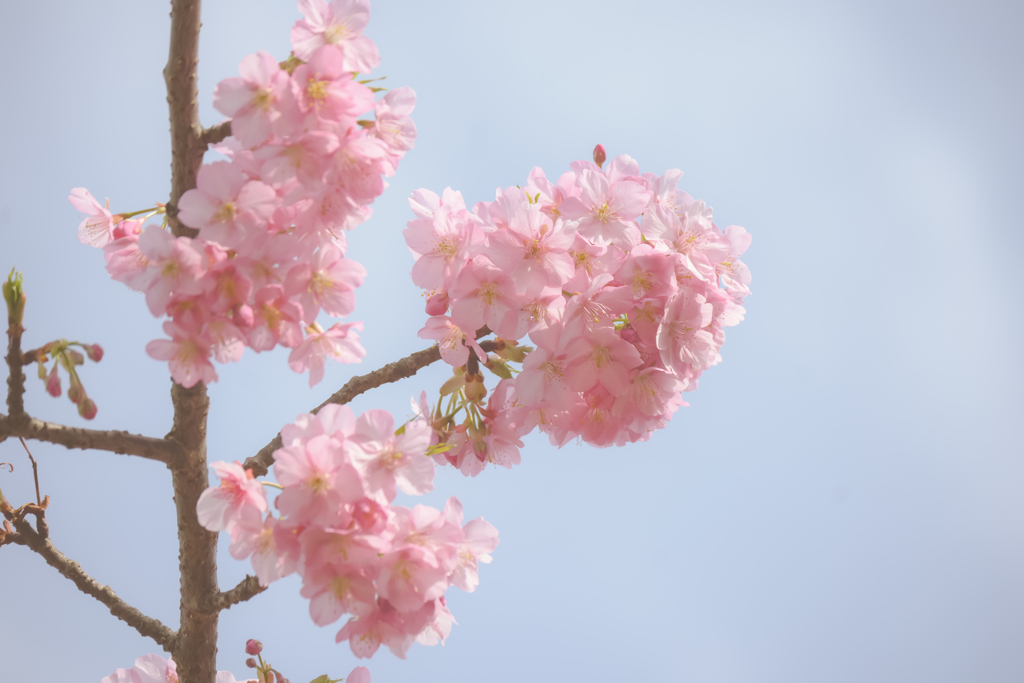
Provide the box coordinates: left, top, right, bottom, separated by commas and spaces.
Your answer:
291, 0, 381, 71
69, 188, 117, 248
288, 321, 365, 386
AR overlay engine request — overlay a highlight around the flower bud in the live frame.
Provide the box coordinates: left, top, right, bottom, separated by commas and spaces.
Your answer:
78, 397, 97, 420
425, 291, 449, 316
593, 144, 607, 168
46, 365, 61, 397
245, 658, 258, 669
85, 344, 104, 362
245, 639, 264, 655
2, 268, 25, 326
67, 349, 85, 366
67, 381, 84, 404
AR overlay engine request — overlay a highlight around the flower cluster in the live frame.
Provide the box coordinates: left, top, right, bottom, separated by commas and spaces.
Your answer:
197, 404, 499, 659
406, 146, 751, 468
32, 338, 104, 419
71, 0, 415, 388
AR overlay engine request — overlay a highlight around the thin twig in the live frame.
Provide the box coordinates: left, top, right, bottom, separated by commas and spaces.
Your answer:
18, 437, 40, 505
243, 339, 500, 478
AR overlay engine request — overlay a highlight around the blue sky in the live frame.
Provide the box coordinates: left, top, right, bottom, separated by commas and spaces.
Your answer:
1, 1, 1022, 681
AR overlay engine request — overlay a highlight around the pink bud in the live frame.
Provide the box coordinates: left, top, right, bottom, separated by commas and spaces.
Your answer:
78, 397, 97, 420
245, 639, 264, 655
593, 144, 607, 168
111, 219, 142, 240
245, 658, 258, 669
86, 344, 104, 362
46, 365, 61, 397
425, 291, 449, 316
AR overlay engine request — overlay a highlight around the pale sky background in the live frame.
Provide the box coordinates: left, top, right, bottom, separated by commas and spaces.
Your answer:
1, 1, 1022, 681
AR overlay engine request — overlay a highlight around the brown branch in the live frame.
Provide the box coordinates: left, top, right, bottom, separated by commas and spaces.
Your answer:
199, 120, 232, 147
164, 0, 205, 239
7, 512, 177, 649
164, 1, 220, 679
0, 415, 182, 465
204, 574, 266, 613
243, 339, 500, 478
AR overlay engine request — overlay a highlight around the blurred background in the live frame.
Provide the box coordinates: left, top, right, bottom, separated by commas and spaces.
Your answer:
1, 0, 1022, 681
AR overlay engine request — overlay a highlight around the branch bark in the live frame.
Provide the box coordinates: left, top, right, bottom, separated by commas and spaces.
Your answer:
0, 415, 182, 464
164, 1, 220, 681
164, 0, 205, 240
6, 513, 177, 649
243, 340, 500, 478
205, 574, 266, 613
199, 120, 232, 147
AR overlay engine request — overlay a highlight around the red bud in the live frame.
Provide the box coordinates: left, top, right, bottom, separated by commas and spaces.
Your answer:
593, 144, 607, 168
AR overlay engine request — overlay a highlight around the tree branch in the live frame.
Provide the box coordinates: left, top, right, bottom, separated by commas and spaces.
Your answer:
244, 339, 500, 478
204, 574, 266, 613
0, 415, 183, 464
5, 512, 177, 649
164, 1, 220, 679
199, 120, 232, 147
164, 0, 205, 239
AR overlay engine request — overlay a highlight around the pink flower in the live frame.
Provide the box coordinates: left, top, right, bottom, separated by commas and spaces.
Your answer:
450, 516, 499, 593
293, 46, 376, 123
404, 195, 480, 291
369, 87, 417, 172
256, 130, 339, 188
656, 289, 716, 376
213, 50, 298, 148
614, 243, 677, 302
565, 326, 644, 395
449, 257, 531, 340
273, 433, 364, 526
284, 243, 366, 320
377, 546, 448, 612
249, 284, 304, 351
717, 224, 753, 298
291, 0, 380, 71
288, 321, 366, 386
136, 227, 205, 316
300, 564, 377, 625
145, 321, 219, 388
228, 514, 294, 587
196, 460, 268, 533
350, 410, 435, 502
177, 162, 278, 248
69, 188, 117, 248
486, 203, 576, 297
558, 169, 650, 247
416, 316, 483, 367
